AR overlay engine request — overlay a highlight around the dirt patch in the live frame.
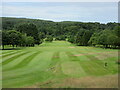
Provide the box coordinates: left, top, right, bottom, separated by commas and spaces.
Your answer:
26, 74, 118, 88
26, 84, 38, 88
52, 74, 118, 88
26, 81, 52, 88
71, 52, 95, 57
71, 52, 118, 60
94, 52, 118, 60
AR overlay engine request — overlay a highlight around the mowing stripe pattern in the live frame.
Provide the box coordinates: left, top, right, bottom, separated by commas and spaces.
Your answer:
2, 41, 118, 88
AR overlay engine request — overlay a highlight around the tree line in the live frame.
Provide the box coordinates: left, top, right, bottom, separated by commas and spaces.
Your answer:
68, 26, 120, 48
1, 22, 53, 49
1, 30, 35, 49
1, 17, 120, 49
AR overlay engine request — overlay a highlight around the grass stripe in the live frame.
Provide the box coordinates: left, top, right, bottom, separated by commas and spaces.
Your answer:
49, 52, 59, 67
3, 52, 35, 71
3, 52, 53, 78
2, 51, 29, 65
2, 41, 119, 88
51, 52, 67, 77
4, 51, 42, 71
66, 51, 109, 75
2, 51, 22, 58
80, 54, 110, 75
64, 51, 86, 77
2, 50, 18, 55
65, 52, 79, 61
2, 51, 28, 62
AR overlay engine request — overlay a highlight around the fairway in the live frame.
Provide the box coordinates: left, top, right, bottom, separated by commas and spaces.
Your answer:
2, 41, 118, 88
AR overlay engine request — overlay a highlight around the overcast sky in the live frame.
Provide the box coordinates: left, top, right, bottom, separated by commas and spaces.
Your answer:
1, 2, 118, 23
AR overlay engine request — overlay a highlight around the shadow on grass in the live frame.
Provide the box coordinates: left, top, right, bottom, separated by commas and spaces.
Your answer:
89, 46, 120, 50
0, 47, 26, 50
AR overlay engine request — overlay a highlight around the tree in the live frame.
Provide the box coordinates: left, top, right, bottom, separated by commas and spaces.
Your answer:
2, 17, 119, 49
91, 29, 120, 48
82, 30, 92, 46
0, 30, 2, 47
114, 26, 120, 48
15, 23, 40, 44
2, 31, 9, 49
68, 35, 75, 43
19, 34, 35, 47
45, 36, 53, 42
88, 32, 100, 46
75, 30, 83, 45
7, 30, 22, 48
26, 36, 35, 47
39, 32, 46, 39
55, 35, 66, 41
19, 34, 27, 47
74, 29, 94, 46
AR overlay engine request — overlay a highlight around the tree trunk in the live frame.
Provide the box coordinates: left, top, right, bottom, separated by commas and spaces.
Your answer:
2, 45, 4, 50
12, 45, 14, 48
105, 45, 108, 48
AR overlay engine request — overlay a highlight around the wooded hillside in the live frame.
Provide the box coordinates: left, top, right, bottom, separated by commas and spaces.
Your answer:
1, 17, 120, 49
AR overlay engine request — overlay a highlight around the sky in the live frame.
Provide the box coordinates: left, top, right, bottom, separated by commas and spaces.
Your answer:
2, 0, 120, 2
1, 2, 118, 23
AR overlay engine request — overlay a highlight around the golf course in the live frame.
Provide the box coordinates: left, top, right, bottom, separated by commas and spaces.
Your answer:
2, 41, 118, 88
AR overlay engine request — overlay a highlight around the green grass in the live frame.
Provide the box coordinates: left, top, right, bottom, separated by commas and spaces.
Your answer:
2, 41, 119, 88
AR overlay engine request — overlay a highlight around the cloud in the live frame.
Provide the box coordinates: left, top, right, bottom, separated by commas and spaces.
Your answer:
1, 2, 118, 23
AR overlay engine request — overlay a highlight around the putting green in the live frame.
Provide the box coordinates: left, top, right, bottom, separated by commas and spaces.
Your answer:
1, 41, 118, 88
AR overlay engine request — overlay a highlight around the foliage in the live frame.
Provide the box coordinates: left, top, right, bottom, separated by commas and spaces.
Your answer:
7, 30, 22, 47
25, 36, 35, 47
89, 29, 119, 48
68, 35, 75, 43
39, 32, 46, 39
55, 35, 66, 41
20, 34, 35, 47
2, 30, 10, 49
1, 17, 120, 49
1, 30, 35, 49
45, 36, 53, 42
15, 23, 40, 44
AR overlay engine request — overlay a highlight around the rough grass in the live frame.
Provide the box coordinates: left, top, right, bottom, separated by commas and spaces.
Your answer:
2, 41, 119, 88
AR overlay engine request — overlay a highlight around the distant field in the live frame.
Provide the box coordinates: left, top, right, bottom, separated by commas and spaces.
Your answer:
2, 41, 119, 88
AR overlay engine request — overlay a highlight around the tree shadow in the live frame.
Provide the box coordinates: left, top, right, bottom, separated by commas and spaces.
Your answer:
0, 47, 25, 50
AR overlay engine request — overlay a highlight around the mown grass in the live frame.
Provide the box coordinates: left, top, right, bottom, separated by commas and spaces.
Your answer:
2, 41, 119, 88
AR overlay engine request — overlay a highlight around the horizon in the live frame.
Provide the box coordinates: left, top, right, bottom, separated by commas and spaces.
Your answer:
1, 16, 118, 24
1, 2, 118, 23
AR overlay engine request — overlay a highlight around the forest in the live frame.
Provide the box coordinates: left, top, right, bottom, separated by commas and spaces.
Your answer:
1, 17, 120, 49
